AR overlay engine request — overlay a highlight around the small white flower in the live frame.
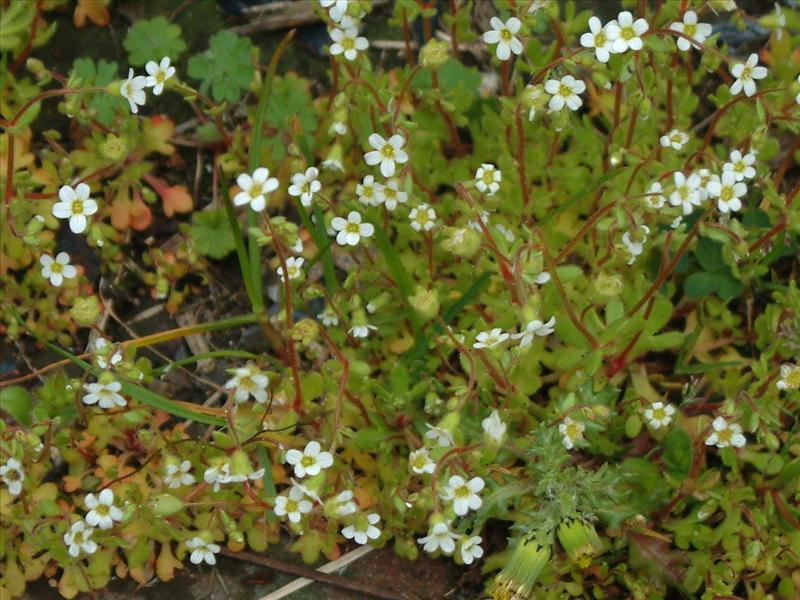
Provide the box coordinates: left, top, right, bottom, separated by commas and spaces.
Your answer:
203, 462, 232, 492
317, 307, 339, 327
331, 211, 375, 246
277, 256, 305, 282
84, 489, 123, 530
120, 68, 147, 114
381, 178, 407, 210
669, 10, 712, 51
82, 381, 127, 409
440, 475, 484, 516
777, 363, 800, 391
285, 441, 334, 479
696, 168, 714, 202
233, 168, 279, 212
53, 183, 98, 234
559, 416, 585, 450
93, 337, 122, 370
495, 223, 515, 243
643, 401, 676, 429
409, 203, 437, 232
475, 164, 502, 196
669, 171, 702, 215
481, 410, 507, 444
186, 537, 221, 566
730, 53, 768, 97
63, 520, 98, 558
341, 513, 381, 545
40, 252, 77, 287
460, 535, 484, 565
224, 365, 269, 404
349, 323, 377, 338
705, 416, 746, 448
512, 317, 556, 347
544, 75, 586, 112
644, 181, 666, 209
333, 490, 358, 516
621, 225, 650, 265
408, 448, 437, 475
424, 423, 454, 448
144, 57, 175, 95
329, 27, 368, 61
723, 150, 756, 181
418, 521, 459, 555
660, 129, 689, 150
274, 484, 314, 523
706, 171, 746, 213
606, 11, 649, 53
534, 271, 551, 284
364, 133, 408, 177
0, 458, 24, 497
482, 16, 523, 61
164, 460, 196, 488
288, 167, 321, 207
320, 0, 349, 23
473, 328, 510, 349
580, 16, 615, 63
796, 74, 800, 105
357, 175, 383, 206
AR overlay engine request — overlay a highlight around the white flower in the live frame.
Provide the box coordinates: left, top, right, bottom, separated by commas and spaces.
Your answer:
559, 416, 585, 450
660, 129, 689, 150
460, 535, 484, 565
274, 484, 314, 523
0, 458, 24, 496
409, 203, 437, 232
706, 171, 746, 213
580, 16, 614, 63
408, 448, 437, 475
777, 363, 800, 391
534, 271, 551, 284
424, 423, 454, 448
621, 225, 650, 265
224, 365, 269, 404
63, 520, 98, 558
705, 416, 746, 448
120, 68, 147, 114
233, 168, 279, 212
483, 16, 523, 61
287, 167, 321, 207
186, 537, 221, 566
475, 164, 501, 196
364, 133, 408, 177
473, 328, 510, 349
144, 57, 175, 95
669, 10, 712, 51
53, 183, 98, 234
349, 323, 377, 338
796, 75, 800, 105
730, 53, 768, 97
93, 337, 122, 370
544, 75, 586, 111
481, 410, 507, 444
342, 513, 381, 545
644, 181, 666, 209
329, 27, 368, 61
40, 252, 77, 287
320, 0, 349, 22
696, 168, 713, 202
203, 462, 232, 492
418, 522, 459, 555
669, 171, 702, 215
723, 150, 756, 181
82, 381, 126, 409
440, 475, 484, 516
333, 490, 358, 516
644, 401, 676, 429
606, 11, 649, 53
317, 307, 339, 327
357, 175, 383, 206
285, 440, 334, 479
277, 256, 305, 282
164, 460, 196, 488
381, 178, 407, 210
84, 489, 123, 530
331, 211, 374, 246
512, 317, 556, 347
495, 223, 515, 243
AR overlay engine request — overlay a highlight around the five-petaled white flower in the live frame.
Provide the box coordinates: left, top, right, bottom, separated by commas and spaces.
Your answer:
408, 448, 437, 475
317, 307, 339, 327
669, 171, 702, 215
730, 53, 768, 97
644, 401, 676, 429
186, 536, 221, 566
286, 441, 334, 478
349, 322, 377, 338
342, 513, 381, 545
329, 27, 369, 61
0, 458, 24, 497
424, 423, 454, 448
381, 178, 407, 210
409, 203, 437, 232
481, 410, 507, 444
333, 490, 358, 516
418, 521, 459, 555
580, 16, 614, 63
84, 489, 123, 529
706, 171, 746, 213
705, 416, 746, 448
164, 460, 196, 488
82, 381, 126, 409
669, 10, 712, 51
660, 129, 689, 150
320, 0, 349, 22
40, 252, 77, 287
512, 317, 556, 347
460, 535, 484, 565
277, 256, 305, 282
144, 57, 175, 95
473, 328, 510, 349
475, 164, 502, 196
274, 484, 314, 523
482, 16, 523, 61
606, 11, 649, 53
288, 167, 321, 207
224, 365, 269, 404
357, 175, 383, 206
364, 133, 408, 177
544, 75, 586, 112
644, 181, 666, 209
203, 462, 232, 492
120, 68, 147, 114
233, 168, 279, 212
331, 211, 374, 246
621, 225, 650, 265
559, 416, 585, 450
53, 183, 98, 234
64, 520, 98, 557
440, 475, 485, 516
777, 363, 800, 391
723, 150, 756, 181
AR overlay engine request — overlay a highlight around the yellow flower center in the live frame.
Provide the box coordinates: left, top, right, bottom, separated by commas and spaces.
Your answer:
416, 212, 429, 224
5, 470, 20, 481
734, 162, 744, 173
652, 407, 665, 421
717, 428, 732, 444
346, 222, 361, 233
156, 71, 166, 84
684, 23, 697, 37
500, 28, 512, 42
720, 186, 733, 201
482, 170, 495, 184
595, 31, 606, 46
301, 456, 315, 467
342, 37, 355, 51
249, 185, 262, 199
455, 485, 471, 498
621, 26, 635, 41
566, 423, 581, 438
741, 66, 752, 80
381, 145, 395, 159
783, 367, 800, 389
285, 499, 298, 512
95, 505, 109, 517
71, 199, 84, 215
559, 84, 572, 97
50, 262, 64, 274
384, 187, 396, 200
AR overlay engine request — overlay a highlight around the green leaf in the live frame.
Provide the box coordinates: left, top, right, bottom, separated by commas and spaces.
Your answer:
662, 429, 693, 479
0, 386, 32, 426
123, 16, 186, 66
71, 58, 126, 125
684, 271, 719, 298
187, 31, 254, 103
694, 237, 725, 273
188, 209, 236, 259
260, 75, 317, 162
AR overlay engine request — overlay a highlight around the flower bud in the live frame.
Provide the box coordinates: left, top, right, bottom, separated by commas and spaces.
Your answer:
70, 295, 102, 327
440, 226, 481, 258
557, 517, 603, 568
408, 286, 439, 321
101, 134, 128, 162
151, 494, 184, 516
593, 272, 623, 297
420, 39, 450, 70
292, 318, 319, 345
492, 533, 551, 599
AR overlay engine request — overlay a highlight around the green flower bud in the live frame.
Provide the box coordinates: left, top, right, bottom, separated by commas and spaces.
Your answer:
292, 318, 319, 345
492, 533, 551, 600
230, 449, 254, 480
101, 134, 128, 162
408, 286, 439, 321
557, 517, 603, 568
151, 494, 184, 516
70, 296, 102, 327
420, 39, 450, 70
593, 272, 623, 297
440, 226, 481, 258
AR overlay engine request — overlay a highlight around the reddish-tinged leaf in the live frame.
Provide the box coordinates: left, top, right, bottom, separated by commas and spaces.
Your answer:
74, 0, 110, 28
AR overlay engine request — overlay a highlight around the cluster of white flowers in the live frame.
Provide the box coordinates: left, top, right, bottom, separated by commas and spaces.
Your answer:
322, 0, 369, 61
119, 56, 175, 114
61, 489, 124, 557
473, 318, 555, 350
580, 11, 649, 63
417, 520, 483, 565
203, 460, 264, 492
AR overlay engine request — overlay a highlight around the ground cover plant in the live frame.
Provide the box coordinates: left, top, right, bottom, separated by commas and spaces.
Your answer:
1, 0, 799, 598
